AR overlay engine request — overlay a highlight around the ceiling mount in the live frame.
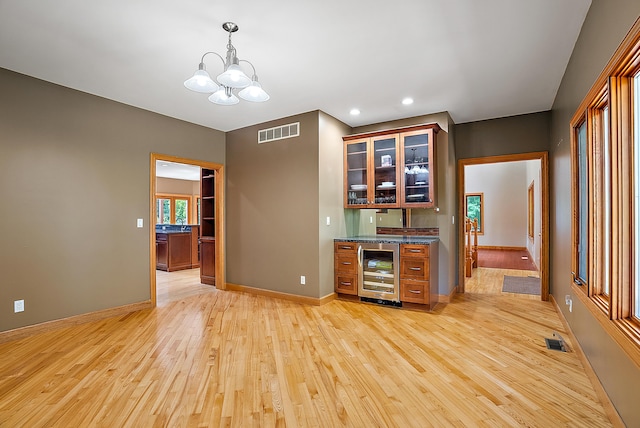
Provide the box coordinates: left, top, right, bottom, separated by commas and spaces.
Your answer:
222, 22, 238, 33
183, 21, 269, 105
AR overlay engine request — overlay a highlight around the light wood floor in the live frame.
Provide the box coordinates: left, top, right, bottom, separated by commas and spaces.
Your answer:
0, 269, 613, 427
465, 266, 541, 299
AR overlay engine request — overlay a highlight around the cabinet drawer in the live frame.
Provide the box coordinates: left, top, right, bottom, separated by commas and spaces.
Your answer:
335, 254, 358, 273
400, 258, 429, 280
335, 241, 358, 253
400, 244, 429, 258
335, 273, 358, 295
400, 280, 428, 304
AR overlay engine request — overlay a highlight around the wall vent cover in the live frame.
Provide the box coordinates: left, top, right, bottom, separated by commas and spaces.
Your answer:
258, 122, 299, 144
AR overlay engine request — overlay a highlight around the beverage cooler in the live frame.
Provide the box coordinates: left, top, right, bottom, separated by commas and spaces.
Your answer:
358, 242, 400, 304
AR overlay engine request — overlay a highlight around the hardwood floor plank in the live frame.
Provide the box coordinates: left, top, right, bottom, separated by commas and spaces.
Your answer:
0, 269, 615, 427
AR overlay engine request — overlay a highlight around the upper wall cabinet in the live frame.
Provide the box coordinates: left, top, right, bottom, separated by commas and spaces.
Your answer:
343, 124, 440, 209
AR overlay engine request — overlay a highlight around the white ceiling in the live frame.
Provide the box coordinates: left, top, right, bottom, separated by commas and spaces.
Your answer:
0, 0, 591, 132
156, 160, 200, 181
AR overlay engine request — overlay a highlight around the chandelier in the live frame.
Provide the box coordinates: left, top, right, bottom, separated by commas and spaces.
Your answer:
183, 22, 269, 105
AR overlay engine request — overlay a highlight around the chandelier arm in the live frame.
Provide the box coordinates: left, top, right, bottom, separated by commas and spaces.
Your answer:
200, 51, 226, 67
238, 59, 257, 78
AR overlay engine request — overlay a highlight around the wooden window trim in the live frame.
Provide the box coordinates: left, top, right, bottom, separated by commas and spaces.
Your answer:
569, 17, 640, 368
156, 193, 192, 225
464, 193, 484, 235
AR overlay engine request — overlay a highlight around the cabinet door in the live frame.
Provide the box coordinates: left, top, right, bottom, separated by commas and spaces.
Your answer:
200, 239, 216, 286
401, 129, 435, 207
371, 134, 400, 207
345, 138, 371, 207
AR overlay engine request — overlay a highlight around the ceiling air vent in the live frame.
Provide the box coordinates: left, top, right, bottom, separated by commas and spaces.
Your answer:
258, 122, 300, 144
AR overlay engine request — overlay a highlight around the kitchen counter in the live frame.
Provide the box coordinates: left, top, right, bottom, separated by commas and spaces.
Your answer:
335, 235, 439, 244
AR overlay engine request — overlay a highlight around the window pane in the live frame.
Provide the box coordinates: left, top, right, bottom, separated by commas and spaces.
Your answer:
175, 199, 188, 225
157, 198, 171, 224
634, 73, 640, 318
577, 121, 588, 284
603, 106, 610, 296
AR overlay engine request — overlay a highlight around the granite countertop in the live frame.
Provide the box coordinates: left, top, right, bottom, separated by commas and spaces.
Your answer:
335, 235, 439, 244
155, 224, 197, 234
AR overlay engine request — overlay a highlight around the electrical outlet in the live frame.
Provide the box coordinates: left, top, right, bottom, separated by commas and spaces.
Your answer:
369, 216, 373, 224
14, 300, 24, 313
326, 216, 331, 226
300, 276, 306, 285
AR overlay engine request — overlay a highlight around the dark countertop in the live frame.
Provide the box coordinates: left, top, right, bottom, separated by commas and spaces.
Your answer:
156, 224, 198, 234
335, 235, 439, 244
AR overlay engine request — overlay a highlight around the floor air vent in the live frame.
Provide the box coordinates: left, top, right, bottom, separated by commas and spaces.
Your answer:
258, 122, 299, 144
545, 332, 568, 352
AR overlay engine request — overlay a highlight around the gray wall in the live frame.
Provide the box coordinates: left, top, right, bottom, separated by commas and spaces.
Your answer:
225, 111, 323, 298
0, 68, 225, 332
456, 111, 551, 159
550, 2, 640, 425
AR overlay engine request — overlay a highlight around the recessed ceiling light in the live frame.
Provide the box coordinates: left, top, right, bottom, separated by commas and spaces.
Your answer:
402, 97, 414, 105
350, 108, 361, 116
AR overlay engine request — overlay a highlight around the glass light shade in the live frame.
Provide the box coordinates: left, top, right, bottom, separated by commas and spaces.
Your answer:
216, 64, 251, 88
238, 80, 270, 102
184, 69, 218, 93
208, 87, 239, 105
411, 165, 421, 174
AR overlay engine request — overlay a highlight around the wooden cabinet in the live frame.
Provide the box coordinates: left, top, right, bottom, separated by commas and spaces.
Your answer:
399, 242, 438, 308
334, 242, 358, 295
343, 124, 439, 209
344, 133, 400, 208
200, 168, 216, 285
155, 232, 192, 272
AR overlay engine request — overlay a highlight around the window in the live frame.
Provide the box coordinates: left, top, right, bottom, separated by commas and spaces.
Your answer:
156, 194, 191, 225
465, 193, 483, 234
528, 182, 534, 239
570, 18, 640, 363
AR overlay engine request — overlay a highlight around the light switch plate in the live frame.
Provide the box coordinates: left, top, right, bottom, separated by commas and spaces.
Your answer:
14, 300, 24, 313
326, 216, 331, 226
137, 218, 143, 228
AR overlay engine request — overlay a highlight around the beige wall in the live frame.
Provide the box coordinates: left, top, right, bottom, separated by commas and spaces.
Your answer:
550, 2, 640, 425
0, 68, 225, 332
156, 177, 200, 196
318, 112, 352, 297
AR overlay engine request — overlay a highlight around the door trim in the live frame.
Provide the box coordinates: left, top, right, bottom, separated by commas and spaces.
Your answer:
150, 153, 226, 307
457, 151, 549, 300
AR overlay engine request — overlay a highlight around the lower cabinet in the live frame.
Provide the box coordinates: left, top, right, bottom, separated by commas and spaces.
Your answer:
200, 237, 216, 286
334, 240, 439, 310
156, 232, 192, 272
334, 242, 358, 295
399, 243, 438, 309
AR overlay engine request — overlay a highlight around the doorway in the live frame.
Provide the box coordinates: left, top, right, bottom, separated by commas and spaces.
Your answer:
457, 152, 549, 300
149, 153, 225, 307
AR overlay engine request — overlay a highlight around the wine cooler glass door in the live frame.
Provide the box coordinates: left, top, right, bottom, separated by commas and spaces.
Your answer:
358, 244, 400, 301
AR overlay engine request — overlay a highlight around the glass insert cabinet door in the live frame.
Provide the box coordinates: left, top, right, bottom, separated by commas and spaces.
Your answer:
344, 134, 399, 207
372, 134, 399, 207
402, 129, 435, 207
345, 138, 370, 206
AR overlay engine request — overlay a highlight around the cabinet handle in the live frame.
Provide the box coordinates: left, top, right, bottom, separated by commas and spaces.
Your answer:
409, 290, 421, 294
340, 246, 351, 249
342, 262, 352, 265
340, 282, 352, 286
409, 267, 422, 271
409, 249, 421, 253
